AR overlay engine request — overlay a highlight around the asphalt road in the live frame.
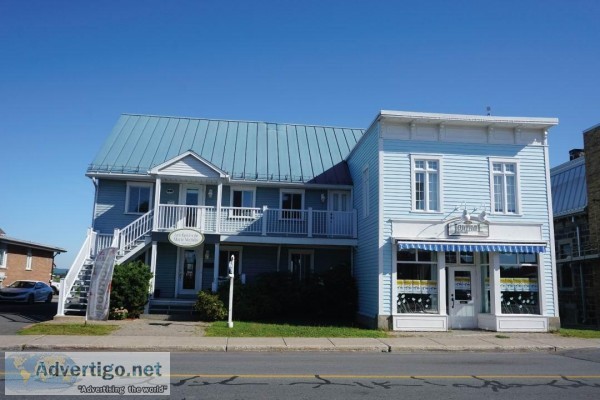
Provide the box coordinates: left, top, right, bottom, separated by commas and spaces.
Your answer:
0, 298, 57, 335
2, 350, 600, 399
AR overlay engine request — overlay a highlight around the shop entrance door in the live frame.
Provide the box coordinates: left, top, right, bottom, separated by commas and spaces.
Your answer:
448, 266, 477, 329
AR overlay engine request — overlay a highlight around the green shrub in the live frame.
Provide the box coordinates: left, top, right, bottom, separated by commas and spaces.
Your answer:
195, 290, 227, 321
110, 261, 153, 318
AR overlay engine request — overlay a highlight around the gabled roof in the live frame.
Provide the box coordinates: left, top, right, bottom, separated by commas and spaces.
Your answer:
550, 156, 587, 217
149, 151, 229, 179
88, 114, 364, 185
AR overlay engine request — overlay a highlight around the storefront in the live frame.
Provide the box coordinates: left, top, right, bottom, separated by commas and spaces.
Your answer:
391, 216, 550, 332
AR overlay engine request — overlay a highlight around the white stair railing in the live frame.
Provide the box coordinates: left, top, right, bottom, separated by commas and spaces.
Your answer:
57, 228, 96, 316
118, 210, 154, 254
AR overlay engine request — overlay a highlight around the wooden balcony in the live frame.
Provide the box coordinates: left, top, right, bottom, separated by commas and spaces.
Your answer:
155, 204, 357, 238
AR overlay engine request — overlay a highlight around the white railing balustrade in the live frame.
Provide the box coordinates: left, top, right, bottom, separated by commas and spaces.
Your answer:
119, 210, 154, 253
95, 234, 114, 254
220, 207, 263, 234
156, 204, 356, 238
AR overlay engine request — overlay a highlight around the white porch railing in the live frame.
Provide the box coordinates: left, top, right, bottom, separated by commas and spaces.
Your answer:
57, 228, 96, 316
118, 210, 154, 253
95, 233, 114, 254
156, 204, 356, 238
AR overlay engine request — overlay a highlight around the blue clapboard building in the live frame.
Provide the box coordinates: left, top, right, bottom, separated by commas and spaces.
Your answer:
58, 110, 560, 331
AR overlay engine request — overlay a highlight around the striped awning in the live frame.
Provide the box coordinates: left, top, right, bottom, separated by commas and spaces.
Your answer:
396, 241, 546, 253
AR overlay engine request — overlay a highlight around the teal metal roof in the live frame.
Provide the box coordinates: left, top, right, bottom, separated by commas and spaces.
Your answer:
550, 156, 587, 217
88, 114, 364, 185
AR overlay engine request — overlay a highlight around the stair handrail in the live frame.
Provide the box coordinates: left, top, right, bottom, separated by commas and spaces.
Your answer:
57, 228, 96, 316
119, 210, 154, 254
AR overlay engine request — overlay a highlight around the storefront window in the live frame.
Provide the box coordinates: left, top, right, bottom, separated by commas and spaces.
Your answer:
500, 252, 539, 314
397, 250, 438, 314
445, 251, 474, 265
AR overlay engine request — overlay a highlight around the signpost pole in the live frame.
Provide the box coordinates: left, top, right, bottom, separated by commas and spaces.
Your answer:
228, 255, 235, 328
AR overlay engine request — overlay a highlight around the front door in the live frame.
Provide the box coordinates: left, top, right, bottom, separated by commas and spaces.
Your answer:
328, 191, 350, 235
180, 185, 204, 228
448, 266, 477, 329
178, 248, 202, 295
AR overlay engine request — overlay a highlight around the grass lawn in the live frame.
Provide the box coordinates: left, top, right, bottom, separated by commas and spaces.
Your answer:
18, 323, 119, 336
205, 321, 387, 338
558, 328, 600, 339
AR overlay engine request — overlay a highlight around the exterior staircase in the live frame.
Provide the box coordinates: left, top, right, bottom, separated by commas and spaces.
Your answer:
57, 211, 153, 317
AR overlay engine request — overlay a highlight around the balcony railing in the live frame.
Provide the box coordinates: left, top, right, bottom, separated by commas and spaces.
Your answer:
155, 204, 356, 238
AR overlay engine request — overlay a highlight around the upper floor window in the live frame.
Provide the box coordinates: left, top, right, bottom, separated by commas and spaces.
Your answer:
0, 246, 6, 268
126, 182, 153, 214
230, 187, 256, 218
280, 189, 304, 220
412, 156, 441, 212
490, 160, 519, 214
26, 249, 32, 270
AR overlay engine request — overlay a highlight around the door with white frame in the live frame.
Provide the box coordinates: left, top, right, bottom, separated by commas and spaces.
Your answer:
448, 265, 478, 329
179, 184, 205, 228
289, 250, 313, 283
178, 247, 203, 295
328, 191, 350, 236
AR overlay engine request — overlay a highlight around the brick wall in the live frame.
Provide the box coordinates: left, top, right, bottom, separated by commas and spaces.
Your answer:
1, 244, 54, 286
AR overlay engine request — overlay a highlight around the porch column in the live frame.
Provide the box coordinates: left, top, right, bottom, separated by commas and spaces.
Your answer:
216, 183, 223, 234
490, 252, 501, 315
437, 251, 447, 316
150, 241, 158, 297
153, 178, 161, 230
212, 243, 220, 292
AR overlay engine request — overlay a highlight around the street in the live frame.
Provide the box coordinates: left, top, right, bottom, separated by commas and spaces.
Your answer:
2, 350, 600, 399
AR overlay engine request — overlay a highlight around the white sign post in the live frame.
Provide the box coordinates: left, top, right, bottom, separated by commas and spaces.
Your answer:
227, 255, 235, 328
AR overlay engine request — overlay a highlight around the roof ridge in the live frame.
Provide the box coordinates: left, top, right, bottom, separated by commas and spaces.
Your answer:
550, 156, 585, 175
121, 113, 365, 131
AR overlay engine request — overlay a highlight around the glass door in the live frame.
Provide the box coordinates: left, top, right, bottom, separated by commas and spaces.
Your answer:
328, 191, 350, 236
448, 266, 477, 329
180, 185, 204, 228
178, 248, 202, 295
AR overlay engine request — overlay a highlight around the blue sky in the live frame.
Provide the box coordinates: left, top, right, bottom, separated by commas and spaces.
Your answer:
1, 0, 598, 268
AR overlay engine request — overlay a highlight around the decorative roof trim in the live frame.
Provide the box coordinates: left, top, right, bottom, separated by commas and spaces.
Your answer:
148, 150, 229, 178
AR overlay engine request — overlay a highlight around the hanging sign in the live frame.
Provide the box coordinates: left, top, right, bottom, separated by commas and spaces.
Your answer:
168, 228, 204, 248
447, 221, 489, 237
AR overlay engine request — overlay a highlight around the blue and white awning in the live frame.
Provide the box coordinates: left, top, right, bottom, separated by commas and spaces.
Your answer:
396, 241, 546, 253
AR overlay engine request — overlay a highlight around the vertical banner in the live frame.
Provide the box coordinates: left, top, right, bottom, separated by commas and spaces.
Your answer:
86, 247, 118, 321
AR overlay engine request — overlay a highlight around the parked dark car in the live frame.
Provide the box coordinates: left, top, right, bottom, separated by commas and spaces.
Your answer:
0, 280, 53, 303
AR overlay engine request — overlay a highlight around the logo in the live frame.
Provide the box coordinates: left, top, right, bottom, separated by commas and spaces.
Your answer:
447, 221, 489, 237
168, 228, 204, 248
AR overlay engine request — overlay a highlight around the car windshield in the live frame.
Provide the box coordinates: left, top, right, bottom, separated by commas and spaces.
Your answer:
8, 281, 35, 289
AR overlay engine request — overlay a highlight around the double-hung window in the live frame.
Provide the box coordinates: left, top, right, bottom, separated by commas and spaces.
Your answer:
0, 246, 6, 269
490, 160, 519, 214
126, 182, 153, 214
412, 156, 441, 212
280, 190, 304, 220
230, 187, 255, 218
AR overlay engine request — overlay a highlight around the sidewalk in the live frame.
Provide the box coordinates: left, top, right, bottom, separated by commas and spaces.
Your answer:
3, 330, 600, 353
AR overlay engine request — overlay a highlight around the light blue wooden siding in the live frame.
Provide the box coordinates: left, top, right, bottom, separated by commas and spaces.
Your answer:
240, 246, 278, 283
202, 264, 213, 291
382, 140, 555, 316
93, 179, 149, 234
160, 183, 179, 204
154, 243, 177, 298
347, 124, 380, 318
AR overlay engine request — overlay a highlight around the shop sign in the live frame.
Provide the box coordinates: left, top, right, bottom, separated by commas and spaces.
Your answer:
447, 221, 489, 237
169, 228, 204, 248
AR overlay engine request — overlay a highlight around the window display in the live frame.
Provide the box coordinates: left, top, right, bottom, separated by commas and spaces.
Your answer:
499, 253, 539, 314
397, 250, 438, 313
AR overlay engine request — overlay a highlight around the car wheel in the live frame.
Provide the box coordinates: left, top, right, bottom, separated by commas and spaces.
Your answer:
46, 293, 53, 303
27, 294, 34, 305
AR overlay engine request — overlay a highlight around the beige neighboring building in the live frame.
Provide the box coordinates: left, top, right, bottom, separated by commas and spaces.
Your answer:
0, 229, 66, 287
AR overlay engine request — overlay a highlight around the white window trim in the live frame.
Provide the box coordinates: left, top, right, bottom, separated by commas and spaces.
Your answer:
488, 158, 521, 215
125, 182, 154, 215
279, 189, 305, 220
362, 166, 370, 218
229, 186, 257, 219
288, 249, 314, 278
0, 247, 7, 269
410, 154, 444, 213
26, 249, 32, 271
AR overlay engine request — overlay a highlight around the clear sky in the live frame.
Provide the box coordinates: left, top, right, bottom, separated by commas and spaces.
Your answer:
1, 0, 598, 269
